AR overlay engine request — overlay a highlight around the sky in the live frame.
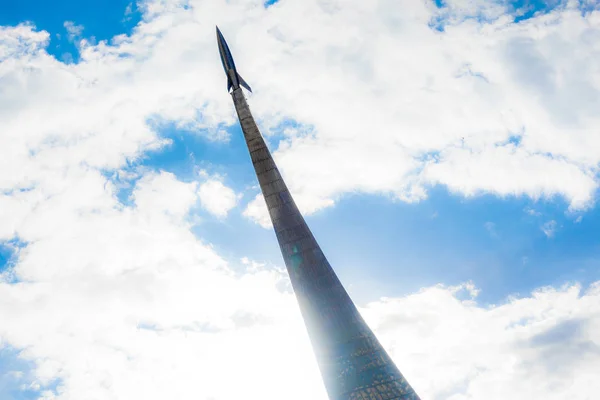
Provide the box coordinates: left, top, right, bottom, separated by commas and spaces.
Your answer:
0, 0, 599, 399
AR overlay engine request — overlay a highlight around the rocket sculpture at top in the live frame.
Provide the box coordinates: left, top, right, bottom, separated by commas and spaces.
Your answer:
216, 26, 420, 400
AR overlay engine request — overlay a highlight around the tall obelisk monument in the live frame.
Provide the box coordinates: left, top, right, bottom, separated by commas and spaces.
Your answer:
217, 26, 420, 400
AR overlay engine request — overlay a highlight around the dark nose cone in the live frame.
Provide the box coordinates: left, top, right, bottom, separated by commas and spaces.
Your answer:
216, 26, 229, 72
216, 26, 227, 52
216, 26, 224, 51
216, 26, 237, 71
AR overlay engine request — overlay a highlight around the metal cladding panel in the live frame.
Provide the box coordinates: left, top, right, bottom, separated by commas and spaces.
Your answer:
269, 204, 303, 228
230, 87, 420, 400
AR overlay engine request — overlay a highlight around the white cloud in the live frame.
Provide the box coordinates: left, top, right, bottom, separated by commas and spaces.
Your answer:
525, 207, 542, 217
3, 0, 599, 224
63, 21, 84, 42
240, 0, 600, 216
134, 171, 199, 220
125, 2, 134, 18
541, 220, 558, 237
2, 236, 600, 400
242, 194, 273, 228
0, 153, 321, 398
423, 145, 596, 209
197, 176, 238, 218
0, 24, 49, 60
364, 282, 600, 400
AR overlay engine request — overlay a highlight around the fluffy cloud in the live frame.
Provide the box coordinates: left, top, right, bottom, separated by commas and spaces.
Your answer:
0, 162, 315, 398
0, 175, 323, 399
63, 21, 84, 43
197, 172, 239, 218
239, 0, 600, 219
135, 171, 199, 219
242, 194, 273, 228
2, 240, 600, 400
541, 220, 558, 238
365, 282, 600, 400
422, 145, 596, 208
3, 0, 599, 223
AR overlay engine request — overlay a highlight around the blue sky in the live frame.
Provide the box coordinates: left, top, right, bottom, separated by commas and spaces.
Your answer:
1, 0, 599, 399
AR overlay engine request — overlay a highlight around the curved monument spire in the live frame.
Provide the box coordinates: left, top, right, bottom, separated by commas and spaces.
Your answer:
217, 26, 420, 400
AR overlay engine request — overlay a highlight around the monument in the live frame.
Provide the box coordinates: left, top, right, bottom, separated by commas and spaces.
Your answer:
217, 26, 420, 400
